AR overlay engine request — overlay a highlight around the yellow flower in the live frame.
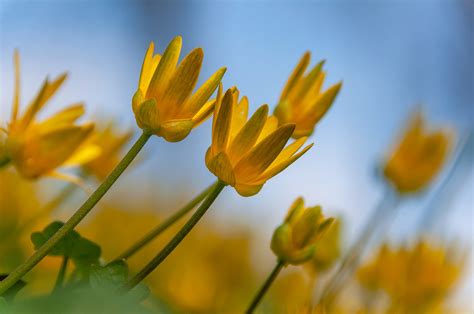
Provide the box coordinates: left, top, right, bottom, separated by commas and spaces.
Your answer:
4, 51, 95, 179
78, 123, 133, 180
132, 36, 226, 142
274, 52, 342, 138
358, 240, 464, 312
206, 87, 313, 196
384, 111, 452, 193
271, 197, 334, 265
307, 219, 341, 273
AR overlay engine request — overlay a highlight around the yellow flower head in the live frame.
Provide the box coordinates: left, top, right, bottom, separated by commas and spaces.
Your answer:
384, 111, 452, 194
4, 51, 95, 179
358, 240, 464, 311
132, 36, 226, 142
307, 218, 342, 273
271, 197, 335, 265
79, 123, 133, 180
205, 87, 313, 196
274, 52, 342, 138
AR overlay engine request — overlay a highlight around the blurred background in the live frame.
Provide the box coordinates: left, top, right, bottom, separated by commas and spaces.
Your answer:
0, 0, 472, 312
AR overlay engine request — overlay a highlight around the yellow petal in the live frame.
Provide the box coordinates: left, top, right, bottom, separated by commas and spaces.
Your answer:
228, 105, 268, 164
20, 73, 68, 128
139, 42, 161, 93
159, 119, 193, 142
183, 67, 226, 117
230, 95, 249, 140
160, 48, 204, 119
294, 60, 325, 103
285, 197, 305, 223
268, 136, 308, 170
234, 124, 295, 182
134, 98, 160, 132
64, 144, 102, 167
257, 115, 278, 143
11, 49, 20, 122
17, 124, 94, 178
211, 83, 224, 134
205, 150, 235, 185
307, 81, 342, 124
38, 104, 85, 131
292, 206, 322, 248
280, 52, 310, 101
234, 183, 263, 197
211, 89, 233, 155
191, 99, 215, 127
257, 143, 313, 183
147, 36, 182, 102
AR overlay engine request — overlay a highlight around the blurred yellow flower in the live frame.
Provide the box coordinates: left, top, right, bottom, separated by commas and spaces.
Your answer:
307, 219, 342, 274
4, 51, 95, 179
78, 123, 133, 180
274, 52, 342, 138
82, 206, 258, 313
132, 37, 226, 142
358, 240, 464, 312
384, 111, 452, 194
271, 197, 334, 265
206, 87, 313, 196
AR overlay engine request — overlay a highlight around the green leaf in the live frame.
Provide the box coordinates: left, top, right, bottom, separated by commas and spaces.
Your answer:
90, 260, 128, 291
0, 274, 26, 301
31, 221, 101, 278
129, 283, 150, 303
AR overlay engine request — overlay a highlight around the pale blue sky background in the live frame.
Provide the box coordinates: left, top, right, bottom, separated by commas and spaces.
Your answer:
1, 0, 472, 307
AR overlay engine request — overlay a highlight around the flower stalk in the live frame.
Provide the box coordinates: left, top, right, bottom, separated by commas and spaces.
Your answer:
122, 181, 226, 291
317, 187, 400, 305
114, 180, 219, 261
52, 256, 69, 293
246, 260, 285, 314
0, 131, 151, 296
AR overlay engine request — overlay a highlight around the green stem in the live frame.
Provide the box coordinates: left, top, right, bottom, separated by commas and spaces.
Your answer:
52, 256, 68, 293
0, 131, 151, 296
317, 188, 400, 305
246, 260, 285, 314
114, 180, 219, 262
122, 181, 226, 291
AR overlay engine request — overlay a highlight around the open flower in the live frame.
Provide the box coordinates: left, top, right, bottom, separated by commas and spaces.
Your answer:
77, 123, 133, 180
4, 51, 95, 179
358, 240, 464, 311
271, 197, 335, 265
205, 87, 313, 196
274, 52, 342, 138
383, 111, 451, 194
132, 36, 226, 142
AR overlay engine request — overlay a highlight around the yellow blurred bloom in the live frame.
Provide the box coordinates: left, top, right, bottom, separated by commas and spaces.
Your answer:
274, 52, 342, 138
78, 123, 133, 180
206, 87, 313, 196
132, 37, 226, 142
4, 51, 95, 179
384, 111, 452, 194
271, 197, 335, 265
82, 206, 257, 313
358, 240, 464, 312
307, 219, 341, 273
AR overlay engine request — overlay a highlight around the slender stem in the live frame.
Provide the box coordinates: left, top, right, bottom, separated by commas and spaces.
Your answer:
317, 188, 400, 305
0, 131, 151, 296
123, 181, 226, 291
114, 180, 219, 262
246, 260, 285, 314
52, 256, 69, 293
